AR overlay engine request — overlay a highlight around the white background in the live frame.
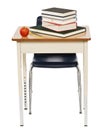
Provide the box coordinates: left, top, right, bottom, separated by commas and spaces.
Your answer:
0, 0, 103, 129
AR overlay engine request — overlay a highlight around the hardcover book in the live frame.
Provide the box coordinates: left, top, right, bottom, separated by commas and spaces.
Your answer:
42, 14, 76, 20
42, 21, 77, 31
29, 25, 86, 38
42, 17, 77, 24
42, 7, 76, 17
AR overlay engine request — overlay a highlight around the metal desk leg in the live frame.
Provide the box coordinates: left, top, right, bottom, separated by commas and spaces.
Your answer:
17, 43, 24, 126
83, 42, 88, 126
23, 53, 27, 110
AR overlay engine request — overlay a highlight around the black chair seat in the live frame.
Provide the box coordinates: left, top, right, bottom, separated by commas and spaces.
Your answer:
32, 53, 78, 68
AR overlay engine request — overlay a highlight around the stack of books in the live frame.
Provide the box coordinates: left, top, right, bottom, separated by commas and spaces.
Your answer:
30, 7, 86, 38
42, 7, 77, 32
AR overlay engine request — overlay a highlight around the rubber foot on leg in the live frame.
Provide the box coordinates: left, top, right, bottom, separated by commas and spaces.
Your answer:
20, 125, 24, 127
29, 112, 32, 115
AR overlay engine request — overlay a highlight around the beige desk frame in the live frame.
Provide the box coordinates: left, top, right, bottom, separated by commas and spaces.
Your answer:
12, 26, 91, 126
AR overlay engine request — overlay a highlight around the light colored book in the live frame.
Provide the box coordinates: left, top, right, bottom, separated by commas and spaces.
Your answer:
29, 25, 86, 38
42, 7, 76, 17
42, 21, 77, 32
42, 14, 76, 20
42, 17, 77, 24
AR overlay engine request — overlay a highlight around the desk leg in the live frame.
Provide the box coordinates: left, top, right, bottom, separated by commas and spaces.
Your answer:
23, 53, 27, 110
83, 42, 88, 126
17, 43, 24, 126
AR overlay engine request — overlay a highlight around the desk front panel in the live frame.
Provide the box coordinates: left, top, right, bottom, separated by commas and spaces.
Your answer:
19, 42, 84, 53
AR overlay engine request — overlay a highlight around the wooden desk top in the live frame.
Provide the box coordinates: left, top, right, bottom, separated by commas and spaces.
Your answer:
12, 26, 91, 42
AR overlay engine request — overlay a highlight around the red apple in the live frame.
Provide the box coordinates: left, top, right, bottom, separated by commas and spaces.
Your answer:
20, 26, 29, 37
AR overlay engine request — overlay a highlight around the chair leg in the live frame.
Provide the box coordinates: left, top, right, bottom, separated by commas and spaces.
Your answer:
29, 64, 33, 114
76, 66, 82, 114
